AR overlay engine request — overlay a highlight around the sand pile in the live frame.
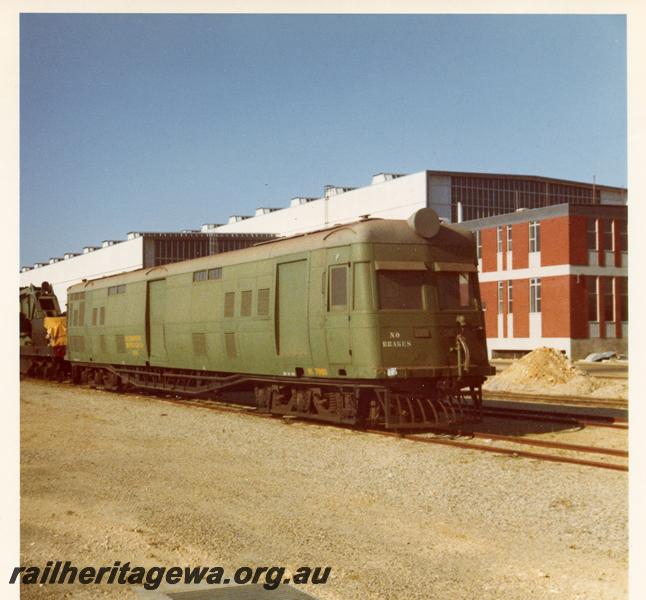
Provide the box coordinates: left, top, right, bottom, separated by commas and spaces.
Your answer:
484, 347, 627, 399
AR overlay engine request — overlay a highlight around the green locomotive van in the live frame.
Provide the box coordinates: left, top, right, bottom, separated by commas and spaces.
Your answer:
67, 208, 494, 429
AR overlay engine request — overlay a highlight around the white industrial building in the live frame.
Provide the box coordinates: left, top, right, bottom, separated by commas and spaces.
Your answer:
19, 232, 273, 310
202, 171, 440, 235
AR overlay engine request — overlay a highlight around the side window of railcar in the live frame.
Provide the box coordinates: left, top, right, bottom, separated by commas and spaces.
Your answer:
436, 272, 477, 310
240, 290, 252, 317
224, 292, 235, 317
329, 266, 348, 310
377, 271, 424, 310
257, 288, 270, 316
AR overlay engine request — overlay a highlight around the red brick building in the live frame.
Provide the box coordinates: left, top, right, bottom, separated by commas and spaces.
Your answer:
462, 203, 627, 360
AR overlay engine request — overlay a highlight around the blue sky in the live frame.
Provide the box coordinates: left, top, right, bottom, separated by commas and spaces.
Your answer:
20, 13, 626, 266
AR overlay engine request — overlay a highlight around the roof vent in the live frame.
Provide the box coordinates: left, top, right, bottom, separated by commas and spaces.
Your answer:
20, 266, 32, 272
83, 246, 98, 254
228, 215, 250, 224
255, 207, 279, 216
48, 257, 61, 264
371, 173, 405, 184
102, 240, 122, 247
127, 232, 142, 240
290, 197, 318, 207
201, 223, 222, 232
64, 252, 79, 260
324, 185, 356, 198
33, 262, 45, 268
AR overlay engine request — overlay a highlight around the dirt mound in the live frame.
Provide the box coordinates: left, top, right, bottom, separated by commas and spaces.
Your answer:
484, 347, 627, 399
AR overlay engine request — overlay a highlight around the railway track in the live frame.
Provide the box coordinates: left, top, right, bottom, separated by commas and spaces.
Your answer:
128, 387, 629, 473
369, 430, 628, 472
482, 405, 628, 430
27, 379, 628, 473
483, 389, 628, 410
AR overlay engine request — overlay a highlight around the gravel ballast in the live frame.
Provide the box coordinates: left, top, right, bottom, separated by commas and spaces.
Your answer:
20, 380, 627, 599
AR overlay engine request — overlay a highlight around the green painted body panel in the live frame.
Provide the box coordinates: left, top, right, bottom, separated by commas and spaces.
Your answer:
66, 218, 491, 380
277, 260, 309, 357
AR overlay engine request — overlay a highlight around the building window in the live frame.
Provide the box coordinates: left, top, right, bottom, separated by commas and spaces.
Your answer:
507, 281, 513, 314
506, 225, 512, 251
529, 278, 541, 313
529, 221, 540, 253
497, 281, 503, 314
475, 230, 482, 260
496, 226, 503, 253
603, 221, 613, 252
618, 221, 627, 252
603, 278, 614, 322
587, 276, 598, 322
620, 277, 628, 321
587, 218, 598, 251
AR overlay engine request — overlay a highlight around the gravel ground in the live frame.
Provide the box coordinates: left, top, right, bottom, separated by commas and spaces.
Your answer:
20, 380, 628, 599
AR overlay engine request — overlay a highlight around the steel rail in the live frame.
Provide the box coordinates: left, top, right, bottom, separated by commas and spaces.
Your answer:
418, 428, 627, 457
367, 430, 628, 473
481, 406, 628, 430
138, 391, 629, 472
483, 390, 627, 410
30, 380, 628, 472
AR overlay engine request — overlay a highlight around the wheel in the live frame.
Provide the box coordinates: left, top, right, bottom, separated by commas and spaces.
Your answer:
104, 371, 121, 392
92, 370, 103, 388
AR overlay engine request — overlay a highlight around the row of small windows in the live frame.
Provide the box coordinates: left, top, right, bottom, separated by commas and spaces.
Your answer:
497, 279, 541, 314
485, 218, 627, 257
587, 219, 627, 252
495, 276, 627, 322
488, 221, 542, 256
587, 276, 628, 323
70, 301, 106, 327
69, 292, 85, 301
224, 289, 270, 318
108, 284, 126, 295
193, 267, 223, 282
191, 332, 237, 358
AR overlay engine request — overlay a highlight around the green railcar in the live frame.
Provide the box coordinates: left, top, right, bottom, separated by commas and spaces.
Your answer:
66, 209, 494, 429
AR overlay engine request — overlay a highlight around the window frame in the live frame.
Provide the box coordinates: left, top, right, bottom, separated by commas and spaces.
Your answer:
529, 221, 540, 253
529, 277, 541, 313
328, 265, 349, 311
